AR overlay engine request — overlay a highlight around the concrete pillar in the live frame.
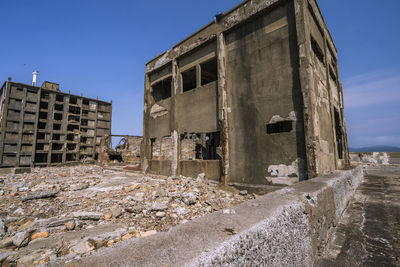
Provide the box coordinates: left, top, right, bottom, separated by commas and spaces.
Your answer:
323, 33, 338, 169
141, 74, 152, 173
217, 32, 229, 184
171, 59, 180, 177
294, 0, 317, 178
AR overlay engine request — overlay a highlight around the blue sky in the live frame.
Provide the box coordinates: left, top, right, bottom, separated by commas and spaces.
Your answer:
0, 0, 399, 148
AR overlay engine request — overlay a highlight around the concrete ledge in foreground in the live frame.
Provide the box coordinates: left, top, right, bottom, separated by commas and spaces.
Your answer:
61, 166, 363, 267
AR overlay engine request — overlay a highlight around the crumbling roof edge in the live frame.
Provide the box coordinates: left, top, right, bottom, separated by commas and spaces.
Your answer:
310, 0, 338, 52
146, 0, 255, 67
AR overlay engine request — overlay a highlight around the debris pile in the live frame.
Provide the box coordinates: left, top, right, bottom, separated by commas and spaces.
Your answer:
0, 165, 253, 266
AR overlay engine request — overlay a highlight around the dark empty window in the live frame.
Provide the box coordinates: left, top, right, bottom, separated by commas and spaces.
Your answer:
266, 121, 293, 134
53, 124, 61, 131
201, 58, 218, 86
40, 102, 48, 109
81, 119, 88, 126
38, 122, 46, 129
334, 109, 343, 159
55, 104, 63, 111
67, 143, 76, 151
68, 115, 80, 122
67, 124, 79, 131
69, 106, 80, 114
52, 134, 61, 141
41, 92, 49, 100
152, 77, 172, 102
54, 113, 63, 121
36, 143, 44, 150
67, 134, 75, 141
51, 154, 63, 163
69, 96, 78, 105
56, 95, 64, 102
37, 132, 45, 140
66, 153, 76, 162
52, 143, 63, 150
35, 153, 47, 163
83, 99, 89, 105
329, 66, 337, 84
39, 112, 47, 119
182, 67, 197, 92
311, 36, 324, 64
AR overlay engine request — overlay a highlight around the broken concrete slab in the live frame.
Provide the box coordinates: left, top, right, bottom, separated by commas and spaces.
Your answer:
21, 190, 59, 202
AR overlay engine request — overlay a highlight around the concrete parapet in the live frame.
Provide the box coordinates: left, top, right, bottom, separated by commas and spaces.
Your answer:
63, 166, 363, 266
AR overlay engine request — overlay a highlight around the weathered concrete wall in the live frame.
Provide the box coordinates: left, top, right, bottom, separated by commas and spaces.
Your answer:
142, 0, 348, 185
148, 159, 171, 176
176, 82, 218, 134
180, 160, 220, 181
297, 0, 349, 177
225, 2, 307, 185
66, 166, 363, 267
350, 152, 400, 165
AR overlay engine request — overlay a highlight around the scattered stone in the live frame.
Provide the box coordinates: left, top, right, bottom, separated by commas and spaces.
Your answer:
65, 221, 76, 231
181, 192, 197, 205
155, 212, 166, 218
111, 207, 123, 218
106, 240, 114, 247
121, 233, 132, 241
70, 241, 93, 254
0, 252, 9, 264
39, 257, 50, 264
239, 190, 248, 196
13, 207, 25, 216
0, 237, 14, 249
0, 165, 252, 265
70, 183, 89, 191
13, 231, 31, 247
87, 239, 105, 250
140, 230, 157, 237
31, 232, 49, 240
48, 218, 75, 228
0, 219, 5, 235
222, 209, 236, 214
21, 190, 59, 202
72, 212, 103, 221
151, 202, 168, 211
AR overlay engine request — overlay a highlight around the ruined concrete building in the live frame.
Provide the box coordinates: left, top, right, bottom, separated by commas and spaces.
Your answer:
143, 0, 349, 185
0, 79, 112, 167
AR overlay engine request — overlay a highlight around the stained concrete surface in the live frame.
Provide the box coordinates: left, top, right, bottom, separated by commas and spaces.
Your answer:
316, 165, 400, 266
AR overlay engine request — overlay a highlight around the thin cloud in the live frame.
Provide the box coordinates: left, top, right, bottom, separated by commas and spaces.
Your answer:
343, 70, 400, 108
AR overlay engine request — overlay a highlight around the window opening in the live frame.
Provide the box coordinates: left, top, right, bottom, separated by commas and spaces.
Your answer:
334, 109, 343, 159
182, 67, 197, 92
152, 77, 172, 102
266, 121, 293, 134
53, 124, 61, 131
311, 36, 324, 64
201, 58, 218, 86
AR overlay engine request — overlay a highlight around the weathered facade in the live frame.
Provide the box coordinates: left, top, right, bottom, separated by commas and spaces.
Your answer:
0, 80, 112, 167
143, 0, 349, 185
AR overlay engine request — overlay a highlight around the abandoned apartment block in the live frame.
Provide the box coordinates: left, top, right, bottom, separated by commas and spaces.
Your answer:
143, 0, 349, 185
0, 80, 112, 167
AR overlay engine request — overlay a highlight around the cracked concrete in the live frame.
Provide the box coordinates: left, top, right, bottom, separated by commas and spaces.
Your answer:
316, 165, 400, 266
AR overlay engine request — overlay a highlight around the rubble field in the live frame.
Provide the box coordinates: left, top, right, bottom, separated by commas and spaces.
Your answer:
0, 165, 255, 266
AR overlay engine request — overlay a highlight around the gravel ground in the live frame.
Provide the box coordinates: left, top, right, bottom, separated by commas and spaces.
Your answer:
0, 165, 254, 266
